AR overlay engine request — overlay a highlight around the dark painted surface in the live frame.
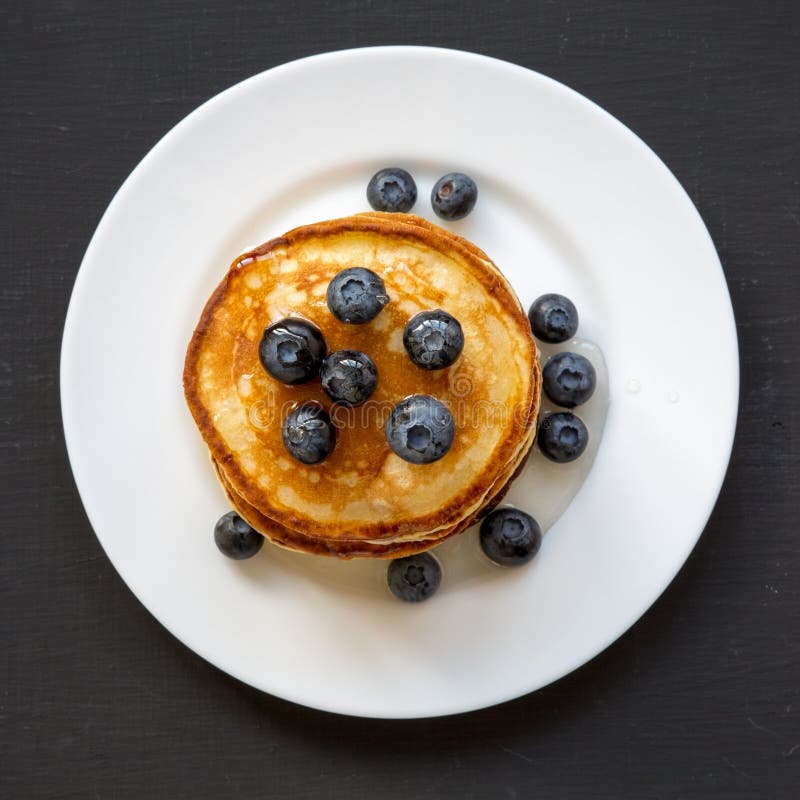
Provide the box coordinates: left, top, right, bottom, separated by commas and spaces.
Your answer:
2, 1, 798, 797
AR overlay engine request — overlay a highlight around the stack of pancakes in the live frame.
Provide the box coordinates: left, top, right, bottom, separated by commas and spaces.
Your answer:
184, 213, 541, 558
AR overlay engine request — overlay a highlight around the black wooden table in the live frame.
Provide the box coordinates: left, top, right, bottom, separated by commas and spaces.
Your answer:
3, 2, 798, 798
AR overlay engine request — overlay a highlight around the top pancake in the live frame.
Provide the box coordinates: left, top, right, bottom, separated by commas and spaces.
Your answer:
184, 213, 539, 542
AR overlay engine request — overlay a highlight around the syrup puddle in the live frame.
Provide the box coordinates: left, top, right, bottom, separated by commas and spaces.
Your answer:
257, 337, 609, 598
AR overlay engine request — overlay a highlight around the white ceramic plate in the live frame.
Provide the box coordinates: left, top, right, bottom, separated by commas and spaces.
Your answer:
61, 47, 738, 718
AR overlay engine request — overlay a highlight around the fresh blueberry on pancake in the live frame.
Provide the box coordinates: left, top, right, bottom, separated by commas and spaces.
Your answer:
258, 318, 326, 384
403, 310, 464, 370
320, 350, 378, 407
385, 394, 455, 464
326, 267, 389, 324
282, 403, 336, 464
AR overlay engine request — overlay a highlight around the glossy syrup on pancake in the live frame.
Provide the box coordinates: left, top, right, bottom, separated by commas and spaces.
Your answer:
184, 213, 540, 548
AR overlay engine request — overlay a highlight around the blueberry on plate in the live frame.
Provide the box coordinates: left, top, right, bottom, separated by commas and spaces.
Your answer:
326, 267, 389, 324
259, 318, 326, 384
282, 403, 336, 464
538, 411, 588, 463
542, 351, 597, 408
320, 350, 378, 406
403, 310, 464, 370
480, 508, 542, 566
366, 167, 417, 213
387, 552, 442, 602
528, 293, 579, 343
214, 511, 264, 560
385, 395, 455, 464
431, 172, 478, 221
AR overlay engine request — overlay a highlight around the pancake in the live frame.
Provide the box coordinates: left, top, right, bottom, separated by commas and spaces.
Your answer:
184, 212, 540, 551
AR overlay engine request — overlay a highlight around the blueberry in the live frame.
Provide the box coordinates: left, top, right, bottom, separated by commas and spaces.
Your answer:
528, 293, 579, 343
431, 172, 478, 221
542, 352, 596, 408
214, 511, 264, 560
326, 267, 389, 324
403, 310, 464, 370
479, 508, 542, 567
282, 403, 335, 464
320, 350, 377, 406
385, 395, 455, 464
538, 412, 588, 463
367, 167, 417, 213
259, 318, 326, 385
387, 552, 442, 602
